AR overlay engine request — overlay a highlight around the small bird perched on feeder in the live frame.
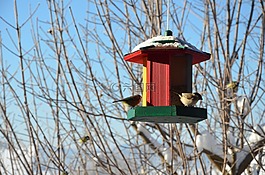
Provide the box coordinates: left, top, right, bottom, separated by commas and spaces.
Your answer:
113, 94, 142, 108
78, 135, 90, 144
174, 92, 203, 107
226, 81, 239, 92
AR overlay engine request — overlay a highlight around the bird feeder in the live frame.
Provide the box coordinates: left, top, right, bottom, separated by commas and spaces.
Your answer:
124, 30, 210, 123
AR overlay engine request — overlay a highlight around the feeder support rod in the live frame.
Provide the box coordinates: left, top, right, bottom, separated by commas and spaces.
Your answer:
166, 0, 170, 30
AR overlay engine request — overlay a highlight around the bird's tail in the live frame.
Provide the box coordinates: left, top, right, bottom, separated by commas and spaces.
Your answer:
171, 91, 182, 97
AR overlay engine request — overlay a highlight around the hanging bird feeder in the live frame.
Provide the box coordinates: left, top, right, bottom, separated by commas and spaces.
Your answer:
124, 30, 210, 123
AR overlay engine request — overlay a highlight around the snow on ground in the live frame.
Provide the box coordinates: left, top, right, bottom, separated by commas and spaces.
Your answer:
131, 35, 203, 53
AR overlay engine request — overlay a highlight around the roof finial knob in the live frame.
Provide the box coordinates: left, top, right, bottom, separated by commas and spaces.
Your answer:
165, 30, 173, 36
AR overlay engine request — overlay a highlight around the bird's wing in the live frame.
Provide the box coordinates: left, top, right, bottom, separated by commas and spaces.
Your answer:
181, 93, 194, 99
121, 96, 133, 101
113, 95, 137, 103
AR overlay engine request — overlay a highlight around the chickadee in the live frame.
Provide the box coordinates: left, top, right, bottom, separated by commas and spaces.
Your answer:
78, 135, 90, 144
113, 95, 142, 108
174, 92, 203, 107
226, 81, 239, 91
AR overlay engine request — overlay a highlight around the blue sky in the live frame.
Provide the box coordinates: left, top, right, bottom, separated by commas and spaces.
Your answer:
0, 0, 263, 127
0, 1, 264, 174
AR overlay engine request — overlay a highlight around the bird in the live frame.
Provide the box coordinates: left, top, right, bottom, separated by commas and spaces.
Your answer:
226, 81, 239, 92
47, 28, 54, 35
61, 171, 69, 175
113, 94, 142, 108
174, 92, 203, 107
78, 135, 90, 144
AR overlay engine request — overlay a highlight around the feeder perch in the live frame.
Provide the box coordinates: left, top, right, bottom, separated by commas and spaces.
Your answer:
124, 30, 211, 123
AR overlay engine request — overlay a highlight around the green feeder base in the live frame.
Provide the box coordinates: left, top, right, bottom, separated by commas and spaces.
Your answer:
127, 106, 207, 123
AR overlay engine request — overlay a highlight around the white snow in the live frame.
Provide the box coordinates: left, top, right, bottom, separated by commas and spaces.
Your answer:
136, 122, 146, 133
0, 144, 48, 175
163, 147, 172, 162
249, 124, 265, 143
235, 145, 251, 166
136, 123, 160, 148
131, 35, 203, 53
196, 130, 232, 162
196, 131, 220, 153
235, 124, 265, 173
227, 129, 236, 146
195, 125, 265, 169
137, 123, 177, 165
236, 96, 251, 117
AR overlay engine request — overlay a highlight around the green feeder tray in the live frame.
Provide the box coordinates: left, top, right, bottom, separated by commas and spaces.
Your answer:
127, 106, 207, 123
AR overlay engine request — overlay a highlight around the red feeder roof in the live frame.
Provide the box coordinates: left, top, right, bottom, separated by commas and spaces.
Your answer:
124, 48, 211, 65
